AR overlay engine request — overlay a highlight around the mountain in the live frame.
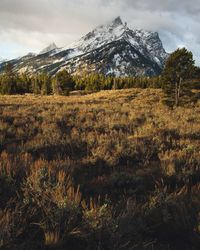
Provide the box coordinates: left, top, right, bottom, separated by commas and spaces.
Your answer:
0, 56, 6, 63
0, 57, 8, 71
0, 17, 168, 76
39, 42, 58, 55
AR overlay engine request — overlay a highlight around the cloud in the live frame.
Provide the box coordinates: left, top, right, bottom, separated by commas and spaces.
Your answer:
0, 0, 199, 65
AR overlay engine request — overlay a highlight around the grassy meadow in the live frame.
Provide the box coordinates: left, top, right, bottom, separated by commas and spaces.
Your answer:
1, 88, 200, 249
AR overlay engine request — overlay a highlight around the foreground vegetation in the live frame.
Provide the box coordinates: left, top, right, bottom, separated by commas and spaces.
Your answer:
1, 88, 200, 249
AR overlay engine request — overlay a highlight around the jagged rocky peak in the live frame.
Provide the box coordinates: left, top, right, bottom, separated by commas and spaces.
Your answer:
97, 16, 126, 32
69, 16, 127, 53
22, 52, 37, 59
0, 17, 168, 77
39, 42, 58, 55
111, 16, 123, 26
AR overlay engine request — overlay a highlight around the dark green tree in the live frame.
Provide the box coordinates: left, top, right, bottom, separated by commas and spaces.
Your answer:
31, 75, 41, 94
15, 74, 32, 94
193, 66, 200, 79
0, 63, 17, 94
162, 48, 195, 106
52, 70, 75, 95
40, 73, 52, 95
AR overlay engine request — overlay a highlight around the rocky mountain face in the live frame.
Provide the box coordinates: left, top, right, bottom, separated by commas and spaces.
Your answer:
0, 17, 168, 76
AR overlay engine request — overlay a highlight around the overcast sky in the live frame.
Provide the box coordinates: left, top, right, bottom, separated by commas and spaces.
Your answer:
0, 0, 199, 65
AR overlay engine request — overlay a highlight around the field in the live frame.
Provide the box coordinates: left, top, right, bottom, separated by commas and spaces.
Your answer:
1, 88, 200, 249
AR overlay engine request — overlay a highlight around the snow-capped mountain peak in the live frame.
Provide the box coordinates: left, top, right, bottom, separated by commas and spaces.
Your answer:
64, 17, 167, 68
0, 17, 168, 77
67, 16, 127, 53
39, 42, 58, 55
112, 16, 123, 26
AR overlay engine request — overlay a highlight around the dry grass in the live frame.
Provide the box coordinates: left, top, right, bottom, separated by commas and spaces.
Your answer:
1, 88, 200, 249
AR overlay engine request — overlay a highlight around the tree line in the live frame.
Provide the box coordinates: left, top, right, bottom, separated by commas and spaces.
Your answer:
0, 48, 200, 105
0, 65, 163, 95
0, 65, 75, 95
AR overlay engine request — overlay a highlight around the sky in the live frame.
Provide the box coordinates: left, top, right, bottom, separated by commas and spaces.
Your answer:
0, 0, 199, 65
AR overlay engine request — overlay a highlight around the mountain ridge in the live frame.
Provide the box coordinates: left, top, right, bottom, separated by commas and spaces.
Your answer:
0, 17, 168, 76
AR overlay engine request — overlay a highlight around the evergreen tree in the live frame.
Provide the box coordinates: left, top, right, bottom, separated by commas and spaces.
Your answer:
0, 63, 17, 94
52, 70, 75, 95
40, 73, 52, 95
18, 74, 32, 94
31, 76, 41, 94
162, 48, 195, 106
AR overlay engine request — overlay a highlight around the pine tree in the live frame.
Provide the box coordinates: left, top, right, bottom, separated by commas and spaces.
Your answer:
40, 73, 52, 95
52, 70, 75, 95
31, 76, 41, 94
0, 63, 17, 94
162, 48, 195, 106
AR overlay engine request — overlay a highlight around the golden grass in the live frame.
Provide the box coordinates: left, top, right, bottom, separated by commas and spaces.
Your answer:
1, 88, 200, 249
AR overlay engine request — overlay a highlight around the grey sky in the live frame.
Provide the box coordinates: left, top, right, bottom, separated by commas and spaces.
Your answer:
0, 0, 199, 65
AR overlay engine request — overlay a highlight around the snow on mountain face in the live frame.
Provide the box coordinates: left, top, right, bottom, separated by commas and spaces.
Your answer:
68, 17, 126, 53
0, 17, 168, 76
64, 16, 167, 68
0, 57, 6, 63
125, 29, 168, 67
